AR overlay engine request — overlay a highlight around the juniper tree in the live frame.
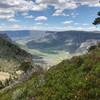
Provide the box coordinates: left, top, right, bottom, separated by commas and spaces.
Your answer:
93, 11, 100, 25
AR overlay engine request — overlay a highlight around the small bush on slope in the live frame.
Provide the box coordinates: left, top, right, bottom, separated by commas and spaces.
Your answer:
12, 88, 27, 100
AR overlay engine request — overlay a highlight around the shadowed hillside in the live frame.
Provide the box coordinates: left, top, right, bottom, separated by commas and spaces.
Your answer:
0, 34, 32, 73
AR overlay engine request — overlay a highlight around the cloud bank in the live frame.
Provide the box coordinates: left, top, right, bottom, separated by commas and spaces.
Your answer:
0, 0, 99, 19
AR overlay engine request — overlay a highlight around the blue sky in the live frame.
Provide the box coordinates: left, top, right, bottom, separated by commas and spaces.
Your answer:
0, 0, 100, 31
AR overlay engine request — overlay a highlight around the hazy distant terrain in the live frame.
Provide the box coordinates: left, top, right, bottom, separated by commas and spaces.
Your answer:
1, 30, 100, 68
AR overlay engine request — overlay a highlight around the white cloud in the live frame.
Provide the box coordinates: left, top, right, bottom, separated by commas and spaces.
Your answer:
36, 22, 43, 25
32, 3, 47, 11
21, 12, 34, 19
0, 23, 48, 31
36, 0, 77, 10
8, 18, 19, 22
0, 9, 15, 19
11, 24, 21, 29
35, 16, 47, 21
36, 0, 100, 16
76, 0, 100, 7
48, 25, 100, 31
0, 23, 22, 30
36, 0, 78, 17
52, 10, 79, 18
52, 9, 66, 16
63, 20, 73, 24
36, 22, 48, 26
0, 0, 46, 20
53, 11, 79, 17
0, 23, 100, 31
0, 0, 99, 20
71, 12, 79, 18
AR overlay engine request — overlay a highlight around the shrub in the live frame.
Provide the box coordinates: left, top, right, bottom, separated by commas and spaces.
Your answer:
12, 88, 27, 100
19, 62, 32, 72
97, 42, 100, 47
88, 45, 97, 52
0, 81, 4, 89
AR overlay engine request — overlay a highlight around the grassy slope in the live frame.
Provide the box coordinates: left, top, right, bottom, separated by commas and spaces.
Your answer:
0, 47, 100, 100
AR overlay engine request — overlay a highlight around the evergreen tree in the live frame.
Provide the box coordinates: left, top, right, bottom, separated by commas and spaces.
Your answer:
93, 12, 100, 25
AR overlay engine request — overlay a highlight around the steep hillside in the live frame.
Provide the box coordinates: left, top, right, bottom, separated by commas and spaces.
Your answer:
0, 34, 32, 73
0, 44, 100, 100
